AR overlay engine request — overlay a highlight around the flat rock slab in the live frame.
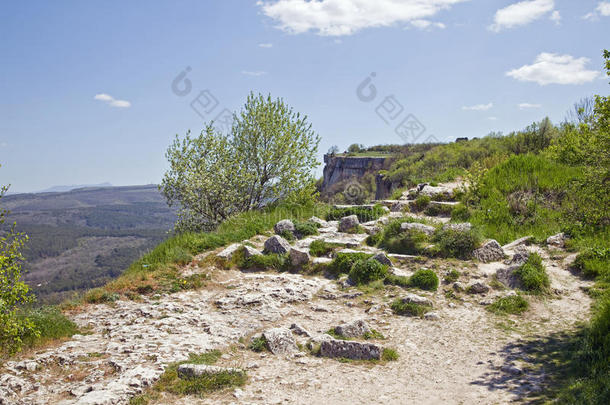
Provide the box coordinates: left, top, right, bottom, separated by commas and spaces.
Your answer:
263, 328, 298, 355
177, 364, 243, 379
320, 340, 381, 360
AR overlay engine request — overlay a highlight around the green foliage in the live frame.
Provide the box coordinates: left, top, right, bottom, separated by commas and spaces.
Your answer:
249, 336, 268, 352
572, 249, 610, 279
241, 253, 289, 271
153, 350, 246, 397
0, 181, 38, 355
365, 232, 382, 246
293, 221, 319, 238
412, 195, 431, 212
328, 252, 372, 276
18, 306, 79, 348
444, 269, 460, 283
348, 259, 388, 285
514, 253, 550, 293
384, 274, 410, 287
161, 92, 320, 232
390, 299, 431, 317
380, 228, 429, 255
381, 348, 399, 361
326, 205, 386, 222
424, 203, 453, 217
433, 227, 481, 259
308, 240, 342, 257
451, 204, 471, 221
488, 295, 529, 315
408, 269, 439, 291
363, 329, 385, 340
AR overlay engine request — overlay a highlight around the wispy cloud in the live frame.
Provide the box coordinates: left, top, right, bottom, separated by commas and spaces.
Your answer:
410, 20, 446, 30
241, 70, 267, 76
257, 0, 468, 36
518, 103, 542, 109
584, 1, 610, 19
462, 102, 493, 111
507, 53, 600, 85
93, 93, 131, 108
489, 0, 556, 32
258, 43, 273, 48
549, 10, 561, 24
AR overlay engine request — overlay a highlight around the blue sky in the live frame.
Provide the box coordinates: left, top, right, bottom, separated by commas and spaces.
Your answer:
1, 0, 609, 193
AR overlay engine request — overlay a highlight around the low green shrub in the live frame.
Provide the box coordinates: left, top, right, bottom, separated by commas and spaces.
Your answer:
451, 204, 471, 221
424, 203, 454, 217
249, 336, 268, 352
390, 299, 431, 317
278, 230, 295, 241
242, 254, 289, 271
381, 348, 399, 361
326, 205, 386, 222
514, 253, 550, 293
293, 221, 319, 238
17, 307, 79, 349
365, 232, 383, 246
408, 269, 439, 291
444, 269, 460, 283
433, 227, 481, 259
83, 288, 120, 304
328, 252, 372, 276
488, 295, 529, 314
363, 329, 385, 340
384, 274, 410, 287
348, 259, 388, 285
412, 195, 431, 212
308, 240, 342, 257
380, 229, 429, 255
572, 249, 610, 279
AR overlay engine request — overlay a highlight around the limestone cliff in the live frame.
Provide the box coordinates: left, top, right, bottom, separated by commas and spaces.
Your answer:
322, 154, 388, 190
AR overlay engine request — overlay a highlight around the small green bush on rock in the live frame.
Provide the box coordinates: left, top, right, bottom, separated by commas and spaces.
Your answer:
433, 227, 481, 259
249, 336, 268, 352
488, 295, 529, 314
408, 269, 439, 291
308, 240, 342, 257
514, 253, 550, 293
381, 348, 399, 361
328, 252, 372, 276
390, 299, 431, 317
348, 259, 388, 285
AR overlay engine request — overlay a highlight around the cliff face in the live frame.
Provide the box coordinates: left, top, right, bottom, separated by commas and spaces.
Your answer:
322, 154, 388, 190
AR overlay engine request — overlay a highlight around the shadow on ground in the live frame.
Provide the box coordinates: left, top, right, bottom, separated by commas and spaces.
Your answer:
471, 329, 584, 404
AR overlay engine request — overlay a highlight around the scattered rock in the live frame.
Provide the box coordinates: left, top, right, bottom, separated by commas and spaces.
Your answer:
274, 219, 295, 235
399, 293, 432, 306
501, 364, 523, 375
320, 340, 381, 360
473, 240, 505, 263
263, 328, 298, 355
442, 223, 472, 232
217, 243, 242, 260
372, 252, 392, 266
453, 282, 465, 292
547, 232, 567, 248
467, 282, 490, 294
400, 222, 436, 236
264, 235, 291, 254
502, 235, 532, 250
177, 364, 243, 379
390, 201, 409, 212
338, 215, 360, 233
418, 184, 454, 199
334, 319, 371, 338
424, 311, 440, 320
289, 247, 310, 266
289, 323, 311, 337
243, 245, 262, 258
309, 216, 329, 227
505, 247, 530, 266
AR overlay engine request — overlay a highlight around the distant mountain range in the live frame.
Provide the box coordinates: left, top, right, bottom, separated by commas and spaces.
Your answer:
2, 184, 177, 304
36, 182, 114, 193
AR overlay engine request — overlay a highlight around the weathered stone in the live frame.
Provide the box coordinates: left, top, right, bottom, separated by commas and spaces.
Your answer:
391, 201, 409, 212
473, 240, 505, 263
338, 215, 360, 233
289, 323, 311, 337
442, 223, 472, 232
334, 319, 371, 338
320, 339, 381, 360
453, 282, 465, 292
399, 293, 432, 307
505, 247, 530, 266
289, 247, 310, 266
274, 219, 295, 235
424, 311, 440, 320
309, 216, 329, 227
496, 266, 523, 289
547, 232, 567, 248
400, 222, 436, 236
263, 328, 298, 355
418, 184, 454, 199
502, 235, 533, 250
467, 282, 490, 294
177, 364, 243, 379
264, 235, 291, 254
217, 243, 242, 260
372, 252, 392, 266
242, 245, 262, 258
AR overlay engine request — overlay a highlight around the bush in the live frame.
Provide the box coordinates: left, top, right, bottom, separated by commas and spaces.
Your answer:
365, 232, 382, 246
308, 240, 342, 257
488, 295, 529, 314
328, 252, 371, 276
424, 203, 453, 217
390, 299, 431, 317
293, 221, 319, 238
444, 269, 460, 283
326, 205, 386, 223
17, 306, 79, 349
384, 274, 410, 287
572, 249, 610, 279
433, 227, 481, 259
249, 336, 268, 352
412, 195, 431, 212
408, 269, 439, 291
451, 204, 471, 221
380, 228, 429, 255
381, 348, 399, 361
241, 254, 289, 271
514, 253, 550, 293
348, 259, 388, 285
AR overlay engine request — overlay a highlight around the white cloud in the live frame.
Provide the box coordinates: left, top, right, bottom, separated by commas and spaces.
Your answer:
549, 10, 561, 24
598, 1, 610, 16
258, 43, 273, 48
241, 70, 267, 76
518, 103, 542, 109
256, 0, 468, 36
489, 0, 555, 32
93, 93, 131, 108
462, 102, 493, 111
410, 19, 446, 29
507, 53, 600, 85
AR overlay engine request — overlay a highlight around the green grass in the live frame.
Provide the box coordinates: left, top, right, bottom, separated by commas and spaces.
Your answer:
327, 251, 372, 276
488, 295, 529, 315
433, 227, 481, 260
572, 248, 610, 279
308, 240, 343, 257
293, 220, 320, 238
408, 269, 439, 291
384, 274, 410, 287
381, 348, 399, 361
424, 203, 454, 217
444, 269, 460, 283
390, 299, 431, 317
248, 335, 268, 352
326, 205, 386, 223
15, 306, 79, 350
348, 259, 388, 285
411, 195, 431, 212
151, 350, 246, 397
514, 253, 550, 293
238, 252, 289, 271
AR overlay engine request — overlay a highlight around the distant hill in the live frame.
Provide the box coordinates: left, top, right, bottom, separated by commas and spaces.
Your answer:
2, 185, 177, 304
36, 182, 113, 193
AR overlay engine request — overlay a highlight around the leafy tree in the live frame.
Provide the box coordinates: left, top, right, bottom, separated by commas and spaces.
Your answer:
347, 143, 363, 153
161, 93, 320, 232
327, 145, 339, 155
1, 174, 38, 354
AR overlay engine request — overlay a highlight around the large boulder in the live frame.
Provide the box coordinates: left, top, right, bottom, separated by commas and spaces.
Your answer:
467, 281, 490, 294
400, 222, 436, 236
274, 219, 295, 235
264, 235, 291, 254
372, 252, 392, 266
418, 184, 454, 199
242, 245, 262, 258
334, 319, 371, 338
177, 364, 243, 379
473, 240, 505, 263
338, 215, 360, 233
289, 247, 310, 266
547, 232, 567, 248
320, 340, 381, 360
263, 328, 298, 355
